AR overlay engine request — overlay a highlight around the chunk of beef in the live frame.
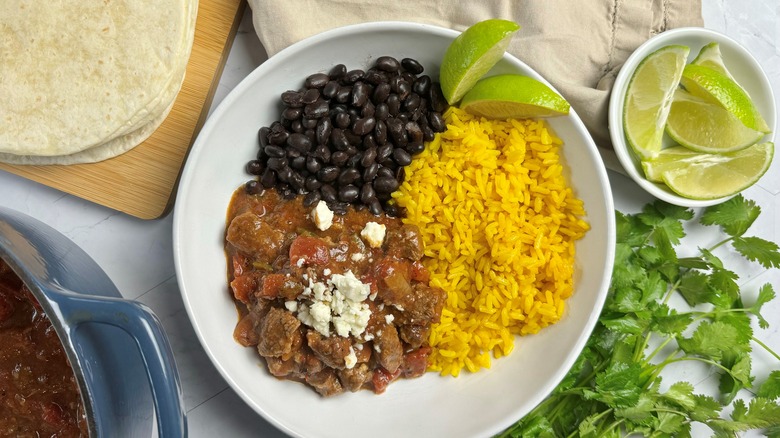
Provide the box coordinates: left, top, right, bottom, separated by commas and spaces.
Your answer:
266, 356, 297, 378
394, 283, 447, 325
278, 278, 304, 301
337, 363, 372, 392
374, 325, 403, 373
257, 307, 301, 358
305, 368, 344, 397
226, 211, 285, 262
398, 324, 430, 349
386, 224, 424, 261
306, 331, 351, 369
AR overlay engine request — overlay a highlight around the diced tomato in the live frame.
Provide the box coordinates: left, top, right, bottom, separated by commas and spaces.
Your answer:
257, 273, 286, 299
371, 366, 402, 394
233, 314, 258, 347
289, 236, 330, 267
401, 346, 431, 378
361, 272, 378, 298
232, 253, 249, 278
41, 401, 66, 425
410, 261, 430, 283
230, 275, 257, 304
374, 258, 411, 283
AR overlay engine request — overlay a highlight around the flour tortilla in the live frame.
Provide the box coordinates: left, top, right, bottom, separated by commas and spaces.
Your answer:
0, 0, 198, 157
0, 101, 175, 165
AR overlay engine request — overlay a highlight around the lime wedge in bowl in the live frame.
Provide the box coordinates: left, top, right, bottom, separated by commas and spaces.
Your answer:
439, 19, 520, 105
666, 89, 765, 153
681, 64, 771, 133
691, 42, 738, 81
622, 45, 689, 159
460, 74, 570, 119
650, 141, 774, 200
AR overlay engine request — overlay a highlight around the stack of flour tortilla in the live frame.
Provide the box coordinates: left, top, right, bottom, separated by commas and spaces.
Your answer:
0, 0, 198, 165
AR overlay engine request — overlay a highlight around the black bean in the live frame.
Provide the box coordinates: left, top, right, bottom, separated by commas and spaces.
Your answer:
363, 162, 380, 182
412, 75, 431, 96
363, 69, 386, 85
362, 133, 377, 150
305, 73, 329, 89
429, 82, 447, 112
368, 198, 383, 215
360, 183, 376, 204
401, 58, 424, 74
258, 127, 270, 148
422, 124, 435, 142
429, 112, 446, 132
387, 119, 407, 146
316, 117, 332, 145
277, 167, 292, 182
331, 202, 349, 215
314, 145, 331, 163
330, 128, 349, 150
374, 176, 399, 193
306, 156, 322, 173
338, 168, 361, 186
377, 166, 395, 179
352, 117, 376, 136
350, 82, 369, 107
375, 56, 400, 72
305, 175, 322, 191
290, 120, 303, 133
329, 64, 347, 80
405, 121, 423, 144
287, 133, 312, 153
346, 153, 362, 169
320, 184, 338, 203
331, 151, 349, 167
392, 148, 412, 166
303, 190, 321, 207
387, 94, 401, 116
302, 88, 320, 105
395, 166, 406, 183
344, 69, 364, 84
286, 148, 301, 159
407, 142, 425, 155
264, 145, 285, 158
397, 81, 412, 101
302, 118, 318, 129
281, 90, 304, 107
279, 183, 296, 199
338, 185, 360, 202
246, 159, 264, 175
404, 93, 421, 112
290, 156, 306, 170
260, 169, 277, 188
377, 143, 394, 162
268, 124, 289, 145
289, 172, 305, 191
318, 166, 340, 183
322, 80, 339, 99
361, 147, 377, 167
361, 101, 375, 118
343, 130, 362, 147
245, 179, 262, 195
372, 83, 391, 104
334, 112, 351, 129
335, 86, 351, 103
304, 99, 329, 118
374, 120, 388, 145
384, 203, 405, 218
375, 103, 389, 121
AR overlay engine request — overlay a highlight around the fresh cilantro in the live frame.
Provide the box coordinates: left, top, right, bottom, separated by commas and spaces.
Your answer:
500, 197, 780, 437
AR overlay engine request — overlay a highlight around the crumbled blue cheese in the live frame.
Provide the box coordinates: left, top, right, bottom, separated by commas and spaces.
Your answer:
284, 301, 298, 312
292, 270, 372, 338
385, 314, 394, 324
312, 200, 333, 231
360, 222, 386, 248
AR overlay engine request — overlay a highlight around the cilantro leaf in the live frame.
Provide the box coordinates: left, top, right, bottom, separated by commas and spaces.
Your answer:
700, 195, 760, 237
676, 270, 713, 306
663, 381, 696, 411
651, 305, 693, 335
758, 371, 780, 400
677, 321, 740, 360
690, 394, 722, 422
709, 267, 740, 305
749, 283, 776, 329
732, 236, 780, 269
584, 362, 643, 408
732, 398, 780, 428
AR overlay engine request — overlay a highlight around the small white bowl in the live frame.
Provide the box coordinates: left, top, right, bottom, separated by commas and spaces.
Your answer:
608, 27, 777, 208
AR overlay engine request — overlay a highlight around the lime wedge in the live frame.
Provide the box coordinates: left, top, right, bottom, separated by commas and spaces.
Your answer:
440, 19, 520, 105
681, 64, 770, 133
459, 75, 570, 119
691, 42, 737, 82
655, 141, 773, 200
622, 45, 689, 159
666, 90, 765, 153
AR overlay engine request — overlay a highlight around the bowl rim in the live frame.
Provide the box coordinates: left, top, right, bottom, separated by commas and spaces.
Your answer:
173, 20, 615, 438
608, 26, 777, 208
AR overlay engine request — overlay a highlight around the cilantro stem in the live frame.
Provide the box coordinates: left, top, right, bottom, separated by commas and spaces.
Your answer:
709, 236, 734, 252
752, 336, 780, 361
644, 335, 675, 363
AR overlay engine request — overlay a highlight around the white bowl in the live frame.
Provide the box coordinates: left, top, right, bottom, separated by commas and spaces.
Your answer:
173, 21, 615, 438
608, 27, 777, 208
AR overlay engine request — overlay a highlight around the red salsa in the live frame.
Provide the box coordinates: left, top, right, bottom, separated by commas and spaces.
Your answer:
225, 189, 446, 396
0, 259, 88, 437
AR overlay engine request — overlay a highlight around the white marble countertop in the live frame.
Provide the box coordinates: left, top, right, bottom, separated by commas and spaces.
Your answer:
1, 3, 778, 437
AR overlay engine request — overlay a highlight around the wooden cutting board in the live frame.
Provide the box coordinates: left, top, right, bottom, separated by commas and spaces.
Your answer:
0, 0, 246, 220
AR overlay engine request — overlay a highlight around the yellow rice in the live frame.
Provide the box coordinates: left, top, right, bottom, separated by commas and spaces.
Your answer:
391, 107, 590, 377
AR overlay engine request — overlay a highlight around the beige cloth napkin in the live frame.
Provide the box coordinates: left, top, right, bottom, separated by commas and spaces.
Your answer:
248, 0, 702, 155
